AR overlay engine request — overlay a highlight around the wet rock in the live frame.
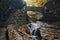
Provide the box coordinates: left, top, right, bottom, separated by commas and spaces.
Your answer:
39, 22, 60, 40
7, 24, 34, 40
7, 21, 60, 40
0, 28, 7, 40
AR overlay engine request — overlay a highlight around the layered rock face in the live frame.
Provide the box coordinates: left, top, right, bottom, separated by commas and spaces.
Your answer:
7, 24, 34, 40
0, 0, 25, 27
0, 0, 60, 40
7, 21, 60, 40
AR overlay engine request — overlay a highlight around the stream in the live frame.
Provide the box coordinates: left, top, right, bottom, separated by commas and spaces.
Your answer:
27, 23, 42, 40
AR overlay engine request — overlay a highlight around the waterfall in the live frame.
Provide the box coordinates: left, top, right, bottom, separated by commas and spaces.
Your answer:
27, 23, 42, 40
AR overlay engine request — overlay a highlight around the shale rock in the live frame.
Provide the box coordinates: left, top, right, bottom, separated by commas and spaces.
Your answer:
7, 24, 34, 40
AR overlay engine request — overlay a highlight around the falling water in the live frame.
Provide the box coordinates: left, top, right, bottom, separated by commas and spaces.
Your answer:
27, 23, 42, 40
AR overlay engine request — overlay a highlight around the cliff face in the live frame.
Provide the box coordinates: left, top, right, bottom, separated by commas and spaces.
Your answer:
0, 0, 25, 27
0, 0, 60, 40
43, 0, 60, 22
0, 0, 60, 26
0, 0, 25, 40
6, 9, 28, 26
26, 0, 60, 22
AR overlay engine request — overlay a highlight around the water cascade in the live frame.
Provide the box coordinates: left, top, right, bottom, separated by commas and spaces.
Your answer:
27, 23, 42, 40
